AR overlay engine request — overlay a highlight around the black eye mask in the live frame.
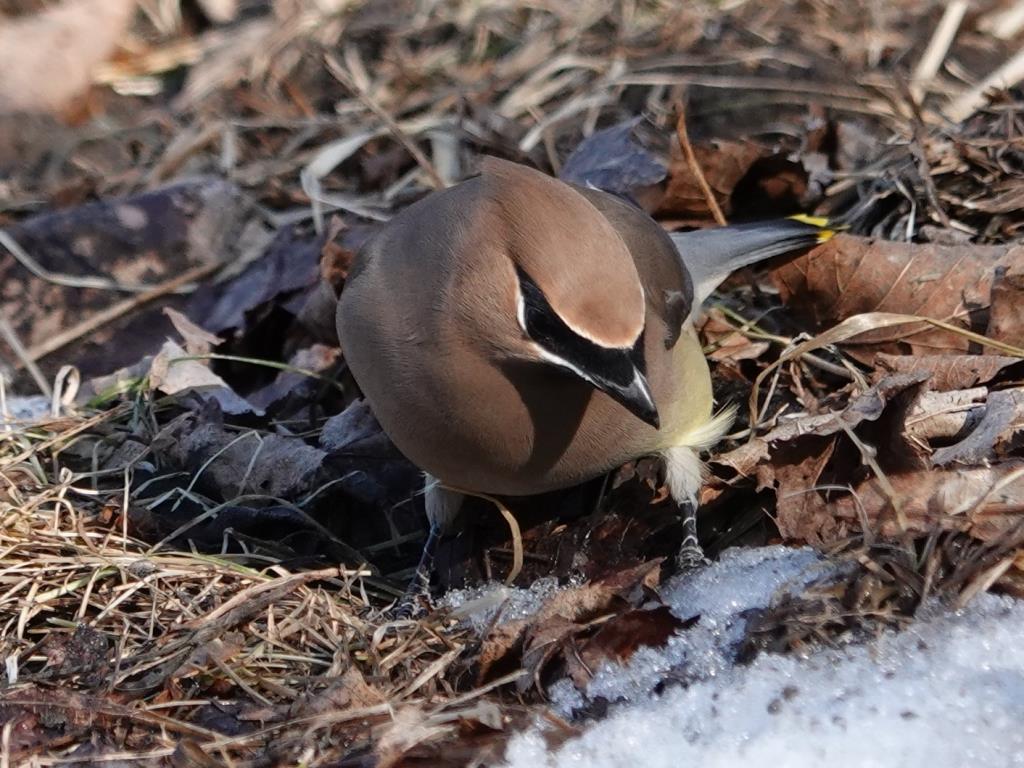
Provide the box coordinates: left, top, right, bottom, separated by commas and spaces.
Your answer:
515, 265, 647, 386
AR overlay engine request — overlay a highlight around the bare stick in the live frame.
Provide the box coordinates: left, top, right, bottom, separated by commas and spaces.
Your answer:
947, 46, 1024, 122
0, 229, 157, 293
979, 0, 1024, 40
0, 316, 52, 397
675, 104, 727, 226
325, 54, 446, 190
25, 261, 223, 364
911, 0, 968, 102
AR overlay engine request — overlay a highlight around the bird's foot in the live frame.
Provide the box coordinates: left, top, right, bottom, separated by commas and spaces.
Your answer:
675, 542, 710, 572
391, 523, 440, 620
392, 580, 433, 620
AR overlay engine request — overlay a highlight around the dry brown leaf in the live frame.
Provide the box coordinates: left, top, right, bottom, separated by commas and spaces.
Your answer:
656, 139, 809, 222
727, 375, 1024, 545
718, 374, 927, 478
0, 0, 136, 115
187, 633, 245, 668
931, 388, 1024, 466
289, 668, 384, 720
716, 375, 932, 544
0, 686, 127, 760
875, 352, 1023, 391
295, 218, 359, 343
320, 216, 358, 291
376, 705, 453, 768
163, 308, 223, 356
657, 139, 762, 220
700, 307, 772, 362
832, 463, 1024, 542
567, 606, 685, 689
760, 439, 838, 545
904, 388, 987, 445
477, 560, 664, 690
771, 235, 1024, 359
475, 620, 525, 685
987, 268, 1024, 345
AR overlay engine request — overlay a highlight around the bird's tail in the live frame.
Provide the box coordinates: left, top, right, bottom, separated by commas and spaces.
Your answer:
671, 215, 835, 306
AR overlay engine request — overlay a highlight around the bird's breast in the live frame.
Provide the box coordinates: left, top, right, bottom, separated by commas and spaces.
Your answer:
360, 327, 713, 498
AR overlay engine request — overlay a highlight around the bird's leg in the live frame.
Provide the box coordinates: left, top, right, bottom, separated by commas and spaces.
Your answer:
675, 497, 708, 571
394, 522, 440, 619
662, 444, 711, 572
393, 478, 465, 618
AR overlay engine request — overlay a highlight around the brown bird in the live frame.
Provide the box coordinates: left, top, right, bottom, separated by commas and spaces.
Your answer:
337, 157, 829, 590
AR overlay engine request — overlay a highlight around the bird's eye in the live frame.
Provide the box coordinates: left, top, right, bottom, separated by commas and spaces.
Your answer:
515, 266, 559, 348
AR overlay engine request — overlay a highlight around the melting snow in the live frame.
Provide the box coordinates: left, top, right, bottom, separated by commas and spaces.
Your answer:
485, 546, 1024, 768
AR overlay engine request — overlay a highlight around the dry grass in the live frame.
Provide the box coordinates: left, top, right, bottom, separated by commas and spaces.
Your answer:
0, 407, 513, 765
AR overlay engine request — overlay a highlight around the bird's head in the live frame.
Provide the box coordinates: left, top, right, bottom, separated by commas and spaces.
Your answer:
478, 158, 660, 429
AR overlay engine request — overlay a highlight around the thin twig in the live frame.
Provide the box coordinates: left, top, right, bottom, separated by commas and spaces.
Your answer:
325, 54, 446, 190
946, 46, 1024, 122
674, 104, 726, 226
24, 261, 224, 364
979, 0, 1024, 39
0, 229, 159, 293
444, 485, 524, 584
911, 0, 967, 102
896, 74, 952, 228
0, 317, 51, 398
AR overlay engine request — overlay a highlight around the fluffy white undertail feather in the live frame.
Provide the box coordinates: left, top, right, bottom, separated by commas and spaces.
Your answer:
661, 405, 736, 506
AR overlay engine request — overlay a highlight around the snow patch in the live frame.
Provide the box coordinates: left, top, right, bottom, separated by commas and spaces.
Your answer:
443, 576, 568, 632
501, 547, 1024, 768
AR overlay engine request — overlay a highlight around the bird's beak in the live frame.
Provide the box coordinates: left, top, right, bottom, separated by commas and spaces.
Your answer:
590, 365, 660, 430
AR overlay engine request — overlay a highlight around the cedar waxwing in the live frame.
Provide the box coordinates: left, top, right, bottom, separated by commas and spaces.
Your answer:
336, 157, 829, 589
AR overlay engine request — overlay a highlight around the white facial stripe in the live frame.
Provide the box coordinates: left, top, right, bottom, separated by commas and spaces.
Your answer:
531, 343, 598, 386
515, 285, 527, 334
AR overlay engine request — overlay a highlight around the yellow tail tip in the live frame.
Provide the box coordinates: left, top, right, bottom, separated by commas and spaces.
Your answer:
788, 214, 838, 243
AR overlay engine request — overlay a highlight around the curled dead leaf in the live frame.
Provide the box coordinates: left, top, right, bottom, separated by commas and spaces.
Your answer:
717, 374, 928, 544
875, 352, 1023, 391
163, 308, 223, 356
566, 606, 685, 689
477, 560, 665, 691
559, 118, 814, 223
148, 340, 258, 416
722, 374, 928, 478
771, 235, 1024, 359
657, 139, 804, 222
931, 388, 1024, 466
832, 463, 1024, 543
988, 268, 1024, 345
